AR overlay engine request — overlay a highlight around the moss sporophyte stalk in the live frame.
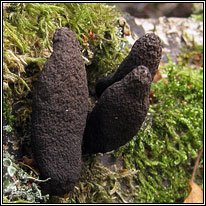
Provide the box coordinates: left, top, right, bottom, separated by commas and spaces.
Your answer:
3, 2, 203, 203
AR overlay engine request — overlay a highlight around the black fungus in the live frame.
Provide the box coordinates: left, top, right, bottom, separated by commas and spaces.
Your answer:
83, 65, 152, 154
32, 27, 88, 195
83, 33, 162, 154
95, 33, 162, 98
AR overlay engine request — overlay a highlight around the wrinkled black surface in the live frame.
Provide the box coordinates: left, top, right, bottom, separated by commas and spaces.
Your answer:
32, 27, 88, 195
83, 65, 152, 154
95, 33, 162, 98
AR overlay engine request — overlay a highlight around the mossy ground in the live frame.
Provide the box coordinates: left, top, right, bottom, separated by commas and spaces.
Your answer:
3, 2, 203, 204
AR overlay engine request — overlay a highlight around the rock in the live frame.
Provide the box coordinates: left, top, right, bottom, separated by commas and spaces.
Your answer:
124, 16, 203, 63
31, 27, 88, 195
95, 33, 162, 98
115, 3, 193, 18
83, 65, 152, 154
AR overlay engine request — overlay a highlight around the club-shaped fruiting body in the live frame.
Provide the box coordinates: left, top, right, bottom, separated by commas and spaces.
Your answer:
95, 33, 162, 98
83, 65, 152, 154
32, 27, 88, 195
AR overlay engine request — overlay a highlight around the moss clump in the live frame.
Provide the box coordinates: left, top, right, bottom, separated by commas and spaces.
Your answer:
51, 155, 140, 203
114, 59, 203, 203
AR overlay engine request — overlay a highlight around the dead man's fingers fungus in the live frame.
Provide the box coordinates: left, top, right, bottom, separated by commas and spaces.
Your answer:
32, 27, 88, 195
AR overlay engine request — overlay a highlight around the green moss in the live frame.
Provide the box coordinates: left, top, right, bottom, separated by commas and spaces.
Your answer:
3, 2, 127, 93
51, 155, 140, 203
114, 59, 203, 203
3, 101, 15, 127
190, 3, 203, 20
3, 196, 32, 204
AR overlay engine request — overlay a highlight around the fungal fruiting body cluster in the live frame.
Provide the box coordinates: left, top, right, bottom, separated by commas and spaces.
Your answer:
32, 28, 162, 195
83, 33, 162, 154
